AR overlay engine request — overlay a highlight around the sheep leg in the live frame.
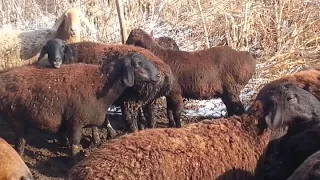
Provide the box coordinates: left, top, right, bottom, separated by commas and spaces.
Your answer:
120, 103, 139, 133
142, 102, 155, 128
221, 89, 245, 116
91, 127, 101, 146
67, 125, 83, 163
166, 94, 183, 128
137, 108, 146, 130
105, 118, 117, 139
12, 121, 28, 156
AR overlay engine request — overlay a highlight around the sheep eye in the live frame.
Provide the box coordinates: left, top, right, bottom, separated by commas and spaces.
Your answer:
287, 96, 298, 103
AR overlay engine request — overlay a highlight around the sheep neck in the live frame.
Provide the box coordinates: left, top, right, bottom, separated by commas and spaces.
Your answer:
99, 78, 127, 111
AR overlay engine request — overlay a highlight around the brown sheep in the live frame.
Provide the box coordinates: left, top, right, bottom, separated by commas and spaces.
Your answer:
66, 84, 320, 180
0, 7, 96, 72
37, 38, 184, 133
0, 137, 33, 180
287, 150, 320, 180
126, 28, 256, 116
0, 53, 161, 160
65, 115, 271, 180
65, 85, 314, 180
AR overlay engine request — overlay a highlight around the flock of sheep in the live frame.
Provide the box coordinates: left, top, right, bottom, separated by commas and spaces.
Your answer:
0, 7, 319, 180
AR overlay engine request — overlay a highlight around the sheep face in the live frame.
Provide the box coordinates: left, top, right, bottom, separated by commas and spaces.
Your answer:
37, 39, 74, 68
103, 53, 161, 87
126, 53, 161, 84
265, 84, 320, 130
64, 8, 82, 37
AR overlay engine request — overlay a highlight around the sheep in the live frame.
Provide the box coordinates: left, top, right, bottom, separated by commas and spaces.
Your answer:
37, 38, 184, 133
155, 36, 180, 50
65, 84, 314, 180
65, 115, 271, 180
0, 53, 161, 160
287, 150, 320, 180
0, 7, 96, 73
247, 67, 320, 140
125, 28, 256, 116
0, 137, 33, 180
250, 84, 320, 180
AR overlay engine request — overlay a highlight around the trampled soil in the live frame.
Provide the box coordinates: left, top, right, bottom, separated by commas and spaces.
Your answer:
0, 103, 210, 180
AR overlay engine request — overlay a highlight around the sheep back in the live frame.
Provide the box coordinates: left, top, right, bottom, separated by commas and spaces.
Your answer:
155, 36, 179, 50
0, 137, 33, 180
66, 116, 270, 180
0, 29, 54, 72
0, 64, 106, 133
126, 29, 256, 100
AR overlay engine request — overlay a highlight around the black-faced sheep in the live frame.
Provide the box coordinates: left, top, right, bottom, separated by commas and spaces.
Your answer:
125, 28, 256, 116
0, 53, 161, 160
0, 137, 33, 180
0, 7, 96, 72
287, 150, 320, 180
247, 68, 320, 140
66, 84, 308, 180
250, 84, 320, 180
37, 38, 184, 133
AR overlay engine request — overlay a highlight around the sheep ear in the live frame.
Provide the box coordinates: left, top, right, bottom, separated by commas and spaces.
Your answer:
122, 60, 134, 87
38, 45, 47, 61
63, 45, 74, 63
80, 14, 97, 33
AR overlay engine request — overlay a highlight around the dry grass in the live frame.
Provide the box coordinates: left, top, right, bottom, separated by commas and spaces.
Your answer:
0, 0, 319, 100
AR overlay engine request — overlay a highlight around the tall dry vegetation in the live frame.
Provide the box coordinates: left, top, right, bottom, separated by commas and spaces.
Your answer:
0, 0, 319, 98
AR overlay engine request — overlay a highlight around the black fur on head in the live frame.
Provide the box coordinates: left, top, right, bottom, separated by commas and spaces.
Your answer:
98, 52, 161, 98
264, 83, 320, 130
37, 38, 74, 68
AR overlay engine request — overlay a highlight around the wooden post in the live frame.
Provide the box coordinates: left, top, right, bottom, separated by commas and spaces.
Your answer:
115, 0, 128, 44
197, 0, 210, 49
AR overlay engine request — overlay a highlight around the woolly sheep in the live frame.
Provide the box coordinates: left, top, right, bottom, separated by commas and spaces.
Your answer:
0, 137, 33, 180
37, 38, 184, 133
65, 84, 311, 180
126, 28, 256, 116
0, 7, 96, 72
0, 53, 160, 160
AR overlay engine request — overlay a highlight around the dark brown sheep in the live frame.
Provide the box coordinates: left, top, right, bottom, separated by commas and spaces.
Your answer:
287, 150, 320, 180
0, 53, 161, 160
155, 36, 180, 50
38, 38, 184, 133
251, 84, 320, 180
126, 28, 256, 116
0, 137, 33, 180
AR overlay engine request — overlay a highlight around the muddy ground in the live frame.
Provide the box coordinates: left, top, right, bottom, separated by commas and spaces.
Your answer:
0, 103, 212, 180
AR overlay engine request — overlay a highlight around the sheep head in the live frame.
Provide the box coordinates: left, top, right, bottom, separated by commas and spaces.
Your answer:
98, 53, 161, 97
37, 39, 74, 68
126, 28, 157, 49
52, 8, 97, 43
263, 83, 320, 130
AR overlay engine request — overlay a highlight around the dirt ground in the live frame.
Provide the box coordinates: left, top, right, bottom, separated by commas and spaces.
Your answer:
0, 103, 210, 180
